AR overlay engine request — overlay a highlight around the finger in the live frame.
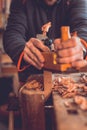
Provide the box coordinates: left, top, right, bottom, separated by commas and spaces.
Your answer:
54, 39, 61, 49
56, 52, 83, 64
72, 60, 87, 69
23, 53, 44, 70
26, 41, 45, 63
30, 38, 50, 52
61, 36, 80, 49
57, 45, 83, 57
24, 46, 44, 67
54, 37, 79, 50
24, 47, 39, 65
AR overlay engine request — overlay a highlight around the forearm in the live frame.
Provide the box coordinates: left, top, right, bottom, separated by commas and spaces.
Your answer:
68, 0, 87, 41
3, 29, 26, 65
3, 0, 28, 65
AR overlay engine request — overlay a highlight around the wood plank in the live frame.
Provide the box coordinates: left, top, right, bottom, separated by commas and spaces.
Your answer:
19, 87, 46, 130
1, 54, 13, 64
1, 65, 17, 73
43, 70, 52, 100
53, 93, 87, 130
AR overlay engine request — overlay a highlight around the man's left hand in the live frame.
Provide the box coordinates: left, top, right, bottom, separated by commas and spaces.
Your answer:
54, 36, 87, 69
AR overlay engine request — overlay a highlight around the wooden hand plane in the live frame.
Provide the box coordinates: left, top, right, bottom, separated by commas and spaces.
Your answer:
42, 26, 72, 72
42, 51, 71, 72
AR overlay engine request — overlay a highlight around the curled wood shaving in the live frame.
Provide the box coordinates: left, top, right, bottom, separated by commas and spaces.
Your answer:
52, 74, 87, 110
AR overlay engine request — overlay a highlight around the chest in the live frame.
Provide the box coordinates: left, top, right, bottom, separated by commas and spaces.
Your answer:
26, 0, 69, 39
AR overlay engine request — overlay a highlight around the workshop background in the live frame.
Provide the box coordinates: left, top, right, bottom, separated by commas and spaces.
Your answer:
0, 0, 21, 130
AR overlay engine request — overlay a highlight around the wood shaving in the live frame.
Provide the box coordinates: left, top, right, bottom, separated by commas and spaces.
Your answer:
52, 73, 87, 110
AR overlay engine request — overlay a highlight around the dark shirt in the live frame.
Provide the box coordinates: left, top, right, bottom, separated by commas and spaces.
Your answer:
3, 0, 87, 82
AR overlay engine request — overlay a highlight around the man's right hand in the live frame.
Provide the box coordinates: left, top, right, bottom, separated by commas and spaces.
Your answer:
23, 38, 50, 69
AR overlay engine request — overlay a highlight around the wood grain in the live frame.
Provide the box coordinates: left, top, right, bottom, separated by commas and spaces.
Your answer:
53, 93, 87, 130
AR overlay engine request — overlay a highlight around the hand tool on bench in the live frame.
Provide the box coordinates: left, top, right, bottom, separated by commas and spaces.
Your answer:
42, 25, 73, 101
37, 23, 74, 101
42, 26, 72, 72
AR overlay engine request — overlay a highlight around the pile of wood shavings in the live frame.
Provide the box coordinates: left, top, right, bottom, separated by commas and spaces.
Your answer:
25, 75, 43, 91
25, 80, 43, 91
52, 74, 87, 110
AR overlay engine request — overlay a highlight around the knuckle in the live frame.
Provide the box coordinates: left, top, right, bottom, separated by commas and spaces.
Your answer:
58, 51, 63, 57
72, 36, 80, 45
71, 37, 77, 45
71, 56, 75, 62
30, 37, 35, 41
29, 43, 33, 48
68, 49, 73, 55
54, 39, 58, 44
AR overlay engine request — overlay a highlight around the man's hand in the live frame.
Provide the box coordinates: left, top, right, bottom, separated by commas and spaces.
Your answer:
54, 36, 87, 69
23, 38, 50, 69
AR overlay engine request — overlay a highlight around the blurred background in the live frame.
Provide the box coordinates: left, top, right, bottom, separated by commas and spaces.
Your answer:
0, 0, 21, 130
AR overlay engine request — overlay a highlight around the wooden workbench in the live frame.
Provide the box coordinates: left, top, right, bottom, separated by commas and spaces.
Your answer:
18, 68, 87, 130
52, 70, 87, 130
53, 93, 87, 130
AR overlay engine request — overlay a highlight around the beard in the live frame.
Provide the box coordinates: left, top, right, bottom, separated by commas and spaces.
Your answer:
44, 0, 57, 6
